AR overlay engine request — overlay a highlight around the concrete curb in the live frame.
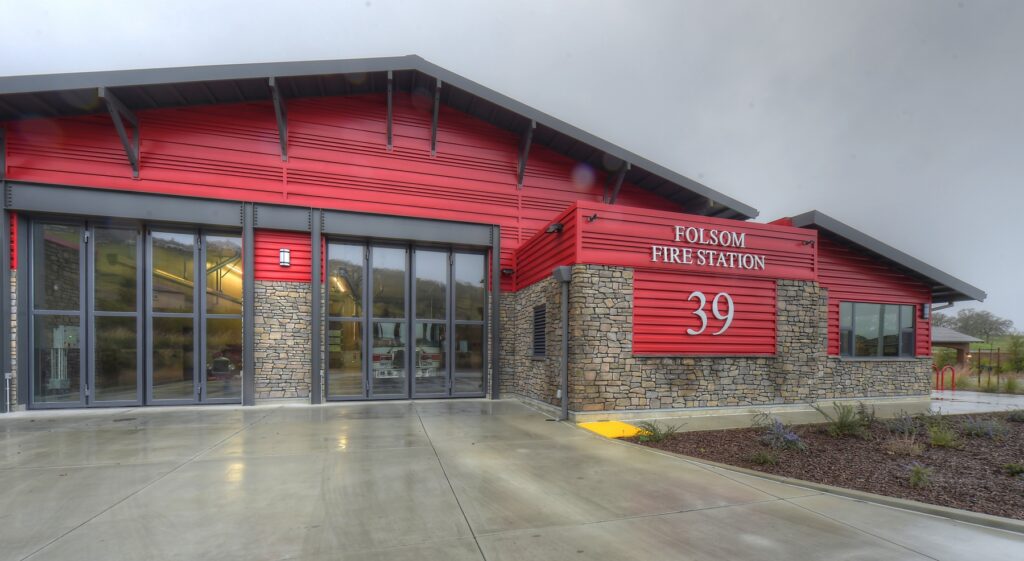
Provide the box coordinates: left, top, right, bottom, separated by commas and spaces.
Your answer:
618, 439, 1024, 535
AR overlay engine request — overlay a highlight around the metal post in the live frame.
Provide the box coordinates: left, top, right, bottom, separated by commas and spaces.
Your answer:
242, 203, 256, 405
490, 225, 501, 399
310, 209, 323, 404
553, 266, 572, 421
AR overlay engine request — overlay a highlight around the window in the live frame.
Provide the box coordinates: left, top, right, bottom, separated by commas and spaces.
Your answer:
532, 305, 546, 357
839, 302, 916, 358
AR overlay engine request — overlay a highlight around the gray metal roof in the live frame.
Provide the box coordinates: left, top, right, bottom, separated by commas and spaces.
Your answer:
0, 55, 758, 220
789, 210, 986, 303
931, 326, 983, 344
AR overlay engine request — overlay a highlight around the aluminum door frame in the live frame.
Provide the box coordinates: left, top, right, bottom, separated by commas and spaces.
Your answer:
324, 241, 370, 401
200, 230, 245, 405
86, 224, 144, 407
449, 251, 488, 398
146, 228, 201, 406
27, 219, 88, 409
410, 247, 453, 399
366, 243, 412, 400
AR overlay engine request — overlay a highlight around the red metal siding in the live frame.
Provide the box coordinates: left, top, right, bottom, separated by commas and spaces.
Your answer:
634, 270, 776, 355
817, 235, 932, 356
254, 229, 312, 282
576, 200, 817, 281
513, 206, 579, 289
4, 93, 672, 292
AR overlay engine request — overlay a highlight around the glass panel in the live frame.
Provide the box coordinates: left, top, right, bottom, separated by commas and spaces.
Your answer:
152, 232, 195, 313
372, 247, 405, 318
414, 322, 447, 395
853, 303, 881, 357
328, 320, 364, 397
453, 324, 484, 394
94, 228, 137, 312
371, 320, 407, 396
328, 243, 363, 318
839, 301, 853, 356
94, 316, 138, 402
900, 305, 916, 357
32, 315, 81, 403
454, 253, 485, 321
206, 235, 243, 315
152, 317, 195, 400
205, 318, 242, 400
33, 223, 80, 311
415, 250, 447, 320
881, 305, 900, 356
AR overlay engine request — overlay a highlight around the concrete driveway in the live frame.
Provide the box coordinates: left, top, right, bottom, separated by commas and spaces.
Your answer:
1, 400, 1021, 561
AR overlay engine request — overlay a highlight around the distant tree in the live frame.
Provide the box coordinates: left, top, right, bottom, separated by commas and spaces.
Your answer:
932, 312, 956, 328
953, 309, 1014, 343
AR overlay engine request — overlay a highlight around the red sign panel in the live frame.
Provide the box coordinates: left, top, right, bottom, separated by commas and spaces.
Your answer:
633, 270, 776, 355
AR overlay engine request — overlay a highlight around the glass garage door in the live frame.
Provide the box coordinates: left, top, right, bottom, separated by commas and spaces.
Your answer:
28, 219, 242, 408
30, 222, 143, 408
325, 243, 487, 400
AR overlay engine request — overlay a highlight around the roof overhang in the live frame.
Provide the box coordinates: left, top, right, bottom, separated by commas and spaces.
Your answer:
789, 210, 986, 303
0, 55, 758, 220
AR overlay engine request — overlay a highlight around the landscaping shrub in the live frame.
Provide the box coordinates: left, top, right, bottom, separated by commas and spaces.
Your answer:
916, 410, 952, 431
1007, 410, 1024, 423
882, 433, 924, 457
980, 380, 1001, 393
1005, 377, 1021, 394
884, 411, 919, 436
811, 402, 870, 438
953, 374, 973, 391
1005, 463, 1024, 477
634, 421, 682, 443
907, 462, 933, 488
752, 414, 807, 451
748, 450, 779, 466
928, 424, 959, 448
960, 416, 1008, 439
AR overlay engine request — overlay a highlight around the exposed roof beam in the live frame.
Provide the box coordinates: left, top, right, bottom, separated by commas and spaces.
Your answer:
268, 77, 288, 161
98, 87, 139, 178
517, 120, 535, 189
430, 78, 441, 157
605, 162, 631, 204
386, 70, 393, 151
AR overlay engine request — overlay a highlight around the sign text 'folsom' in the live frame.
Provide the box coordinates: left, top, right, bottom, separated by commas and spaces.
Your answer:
651, 225, 767, 271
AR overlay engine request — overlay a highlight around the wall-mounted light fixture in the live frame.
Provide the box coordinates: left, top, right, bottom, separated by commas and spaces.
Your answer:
586, 213, 599, 223
921, 303, 931, 320
545, 223, 564, 234
279, 248, 291, 267
501, 268, 515, 275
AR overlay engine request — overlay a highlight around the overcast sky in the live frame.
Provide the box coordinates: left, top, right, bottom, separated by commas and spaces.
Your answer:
2, 0, 1021, 327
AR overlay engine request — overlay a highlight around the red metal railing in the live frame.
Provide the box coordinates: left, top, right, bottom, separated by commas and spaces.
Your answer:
933, 364, 956, 391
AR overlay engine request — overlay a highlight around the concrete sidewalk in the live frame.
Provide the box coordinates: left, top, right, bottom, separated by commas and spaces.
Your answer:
931, 390, 1024, 414
1, 400, 1021, 560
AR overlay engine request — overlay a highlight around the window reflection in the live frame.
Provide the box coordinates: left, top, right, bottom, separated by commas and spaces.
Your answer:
152, 232, 195, 313
372, 247, 405, 318
206, 235, 243, 315
329, 243, 363, 318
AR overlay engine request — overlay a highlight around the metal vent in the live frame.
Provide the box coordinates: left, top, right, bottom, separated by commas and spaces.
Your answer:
532, 305, 546, 357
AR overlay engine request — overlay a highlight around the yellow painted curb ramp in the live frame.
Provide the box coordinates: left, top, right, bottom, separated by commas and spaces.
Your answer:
577, 421, 642, 439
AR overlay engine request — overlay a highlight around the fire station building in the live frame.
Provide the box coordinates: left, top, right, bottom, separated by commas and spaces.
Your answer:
0, 56, 985, 416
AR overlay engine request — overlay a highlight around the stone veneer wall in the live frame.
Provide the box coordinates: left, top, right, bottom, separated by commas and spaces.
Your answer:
499, 276, 563, 406
254, 280, 312, 399
501, 264, 930, 412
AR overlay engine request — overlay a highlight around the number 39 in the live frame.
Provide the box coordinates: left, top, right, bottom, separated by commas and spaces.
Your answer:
685, 291, 735, 336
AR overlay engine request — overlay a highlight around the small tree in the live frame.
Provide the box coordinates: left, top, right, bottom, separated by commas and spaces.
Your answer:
1007, 334, 1024, 373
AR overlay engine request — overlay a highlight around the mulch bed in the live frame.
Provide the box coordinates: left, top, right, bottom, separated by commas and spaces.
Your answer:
629, 412, 1024, 520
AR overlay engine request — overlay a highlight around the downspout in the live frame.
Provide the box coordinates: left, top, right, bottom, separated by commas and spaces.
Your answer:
553, 266, 572, 421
